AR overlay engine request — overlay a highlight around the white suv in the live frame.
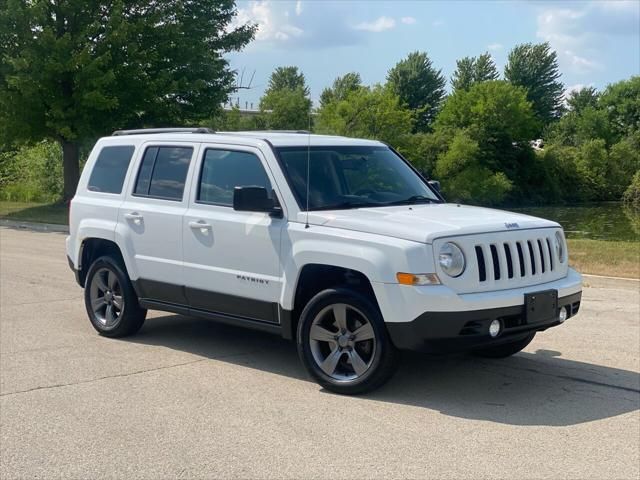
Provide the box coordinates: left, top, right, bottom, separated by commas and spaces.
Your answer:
67, 128, 582, 394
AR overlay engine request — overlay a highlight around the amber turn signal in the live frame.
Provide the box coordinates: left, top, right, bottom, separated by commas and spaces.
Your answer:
396, 272, 441, 286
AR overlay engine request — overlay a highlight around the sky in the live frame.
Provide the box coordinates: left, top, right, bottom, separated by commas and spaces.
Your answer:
226, 0, 640, 108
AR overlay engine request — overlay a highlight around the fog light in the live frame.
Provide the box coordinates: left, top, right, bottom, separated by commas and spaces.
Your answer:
489, 319, 501, 338
558, 306, 568, 323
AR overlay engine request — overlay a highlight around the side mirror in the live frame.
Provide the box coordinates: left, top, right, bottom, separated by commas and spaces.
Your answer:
233, 186, 281, 216
428, 180, 441, 193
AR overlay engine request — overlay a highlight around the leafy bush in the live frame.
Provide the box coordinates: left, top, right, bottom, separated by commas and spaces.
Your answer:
0, 141, 63, 202
434, 131, 512, 205
623, 171, 640, 210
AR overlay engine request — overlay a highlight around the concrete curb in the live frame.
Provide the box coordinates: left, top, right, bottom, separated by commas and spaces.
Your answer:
0, 219, 69, 233
582, 273, 639, 282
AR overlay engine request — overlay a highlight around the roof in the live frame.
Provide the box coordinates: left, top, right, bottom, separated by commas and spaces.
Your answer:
99, 130, 385, 148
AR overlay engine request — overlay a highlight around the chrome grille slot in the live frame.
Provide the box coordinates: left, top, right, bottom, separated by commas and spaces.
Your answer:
489, 244, 500, 280
503, 243, 514, 279
537, 239, 546, 273
475, 246, 486, 282
527, 241, 536, 275
516, 242, 525, 277
546, 238, 554, 271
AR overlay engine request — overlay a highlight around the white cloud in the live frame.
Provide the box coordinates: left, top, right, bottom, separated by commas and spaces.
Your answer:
487, 43, 503, 51
564, 50, 602, 73
400, 16, 417, 25
231, 1, 364, 50
234, 1, 303, 43
536, 2, 639, 74
432, 19, 445, 27
354, 16, 396, 32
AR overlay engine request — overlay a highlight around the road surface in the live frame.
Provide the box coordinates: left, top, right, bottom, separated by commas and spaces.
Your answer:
1, 226, 638, 479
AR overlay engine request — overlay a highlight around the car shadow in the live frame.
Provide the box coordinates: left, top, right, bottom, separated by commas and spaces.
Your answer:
127, 314, 640, 427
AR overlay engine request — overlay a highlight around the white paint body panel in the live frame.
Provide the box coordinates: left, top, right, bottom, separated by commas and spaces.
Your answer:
300, 203, 558, 244
182, 144, 284, 306
67, 132, 582, 326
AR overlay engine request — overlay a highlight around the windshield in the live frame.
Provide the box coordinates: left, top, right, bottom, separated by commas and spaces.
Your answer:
275, 145, 440, 211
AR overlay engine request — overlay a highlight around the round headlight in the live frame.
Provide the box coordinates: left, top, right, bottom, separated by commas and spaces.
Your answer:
554, 231, 566, 263
439, 242, 465, 277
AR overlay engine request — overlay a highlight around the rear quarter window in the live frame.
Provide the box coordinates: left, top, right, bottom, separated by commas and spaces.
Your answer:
87, 146, 135, 194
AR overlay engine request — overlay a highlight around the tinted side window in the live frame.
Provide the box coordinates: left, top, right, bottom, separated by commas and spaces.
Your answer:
198, 149, 271, 206
133, 147, 157, 196
87, 146, 135, 194
133, 146, 193, 201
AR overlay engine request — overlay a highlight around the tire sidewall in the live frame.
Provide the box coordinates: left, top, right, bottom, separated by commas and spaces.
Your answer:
84, 256, 134, 335
297, 288, 394, 393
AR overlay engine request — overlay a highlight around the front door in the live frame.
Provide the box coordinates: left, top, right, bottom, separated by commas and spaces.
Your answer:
182, 145, 284, 323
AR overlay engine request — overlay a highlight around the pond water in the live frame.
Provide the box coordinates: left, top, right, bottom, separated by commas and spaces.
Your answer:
508, 203, 638, 242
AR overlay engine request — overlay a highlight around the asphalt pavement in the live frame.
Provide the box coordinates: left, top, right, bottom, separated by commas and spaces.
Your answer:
1, 226, 639, 479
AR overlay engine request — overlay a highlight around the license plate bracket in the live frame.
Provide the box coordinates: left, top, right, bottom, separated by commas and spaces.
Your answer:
525, 290, 558, 324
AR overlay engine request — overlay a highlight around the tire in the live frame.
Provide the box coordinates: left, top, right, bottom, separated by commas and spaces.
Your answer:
473, 332, 536, 358
297, 288, 399, 395
84, 255, 146, 338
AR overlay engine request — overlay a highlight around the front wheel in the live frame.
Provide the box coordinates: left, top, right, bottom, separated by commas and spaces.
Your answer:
473, 333, 536, 358
297, 288, 398, 395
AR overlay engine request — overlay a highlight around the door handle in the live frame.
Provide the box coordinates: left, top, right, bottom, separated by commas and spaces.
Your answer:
124, 212, 143, 224
189, 220, 211, 233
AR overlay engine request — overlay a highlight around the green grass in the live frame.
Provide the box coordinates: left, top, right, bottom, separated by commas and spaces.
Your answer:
0, 201, 68, 225
568, 239, 639, 279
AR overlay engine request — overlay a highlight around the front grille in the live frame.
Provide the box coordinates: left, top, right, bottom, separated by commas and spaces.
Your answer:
474, 234, 557, 283
434, 229, 567, 293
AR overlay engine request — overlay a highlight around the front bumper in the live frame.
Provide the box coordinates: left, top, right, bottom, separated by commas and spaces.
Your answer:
386, 291, 581, 353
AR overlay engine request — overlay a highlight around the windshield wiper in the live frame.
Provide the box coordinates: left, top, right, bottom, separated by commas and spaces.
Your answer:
383, 195, 439, 206
312, 200, 382, 211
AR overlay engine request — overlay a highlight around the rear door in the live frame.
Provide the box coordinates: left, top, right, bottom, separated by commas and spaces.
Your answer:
118, 142, 198, 304
182, 144, 284, 323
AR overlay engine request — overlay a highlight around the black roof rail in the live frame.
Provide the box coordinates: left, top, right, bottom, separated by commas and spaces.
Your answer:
227, 130, 310, 134
112, 127, 215, 136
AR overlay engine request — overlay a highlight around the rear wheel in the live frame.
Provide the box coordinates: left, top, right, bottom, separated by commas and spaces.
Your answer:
84, 256, 146, 337
473, 333, 536, 358
297, 288, 398, 395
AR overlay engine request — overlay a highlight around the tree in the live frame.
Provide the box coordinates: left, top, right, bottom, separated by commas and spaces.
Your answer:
434, 130, 512, 205
609, 135, 640, 197
566, 86, 599, 113
574, 139, 609, 200
260, 89, 312, 130
599, 76, 640, 138
0, 0, 255, 200
386, 51, 446, 132
504, 42, 564, 126
260, 66, 311, 130
315, 86, 413, 145
319, 72, 362, 108
623, 171, 640, 209
450, 52, 499, 92
436, 81, 539, 147
263, 66, 310, 97
432, 81, 538, 203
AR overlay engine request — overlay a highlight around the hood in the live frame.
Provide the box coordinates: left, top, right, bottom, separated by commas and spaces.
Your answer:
299, 203, 560, 244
